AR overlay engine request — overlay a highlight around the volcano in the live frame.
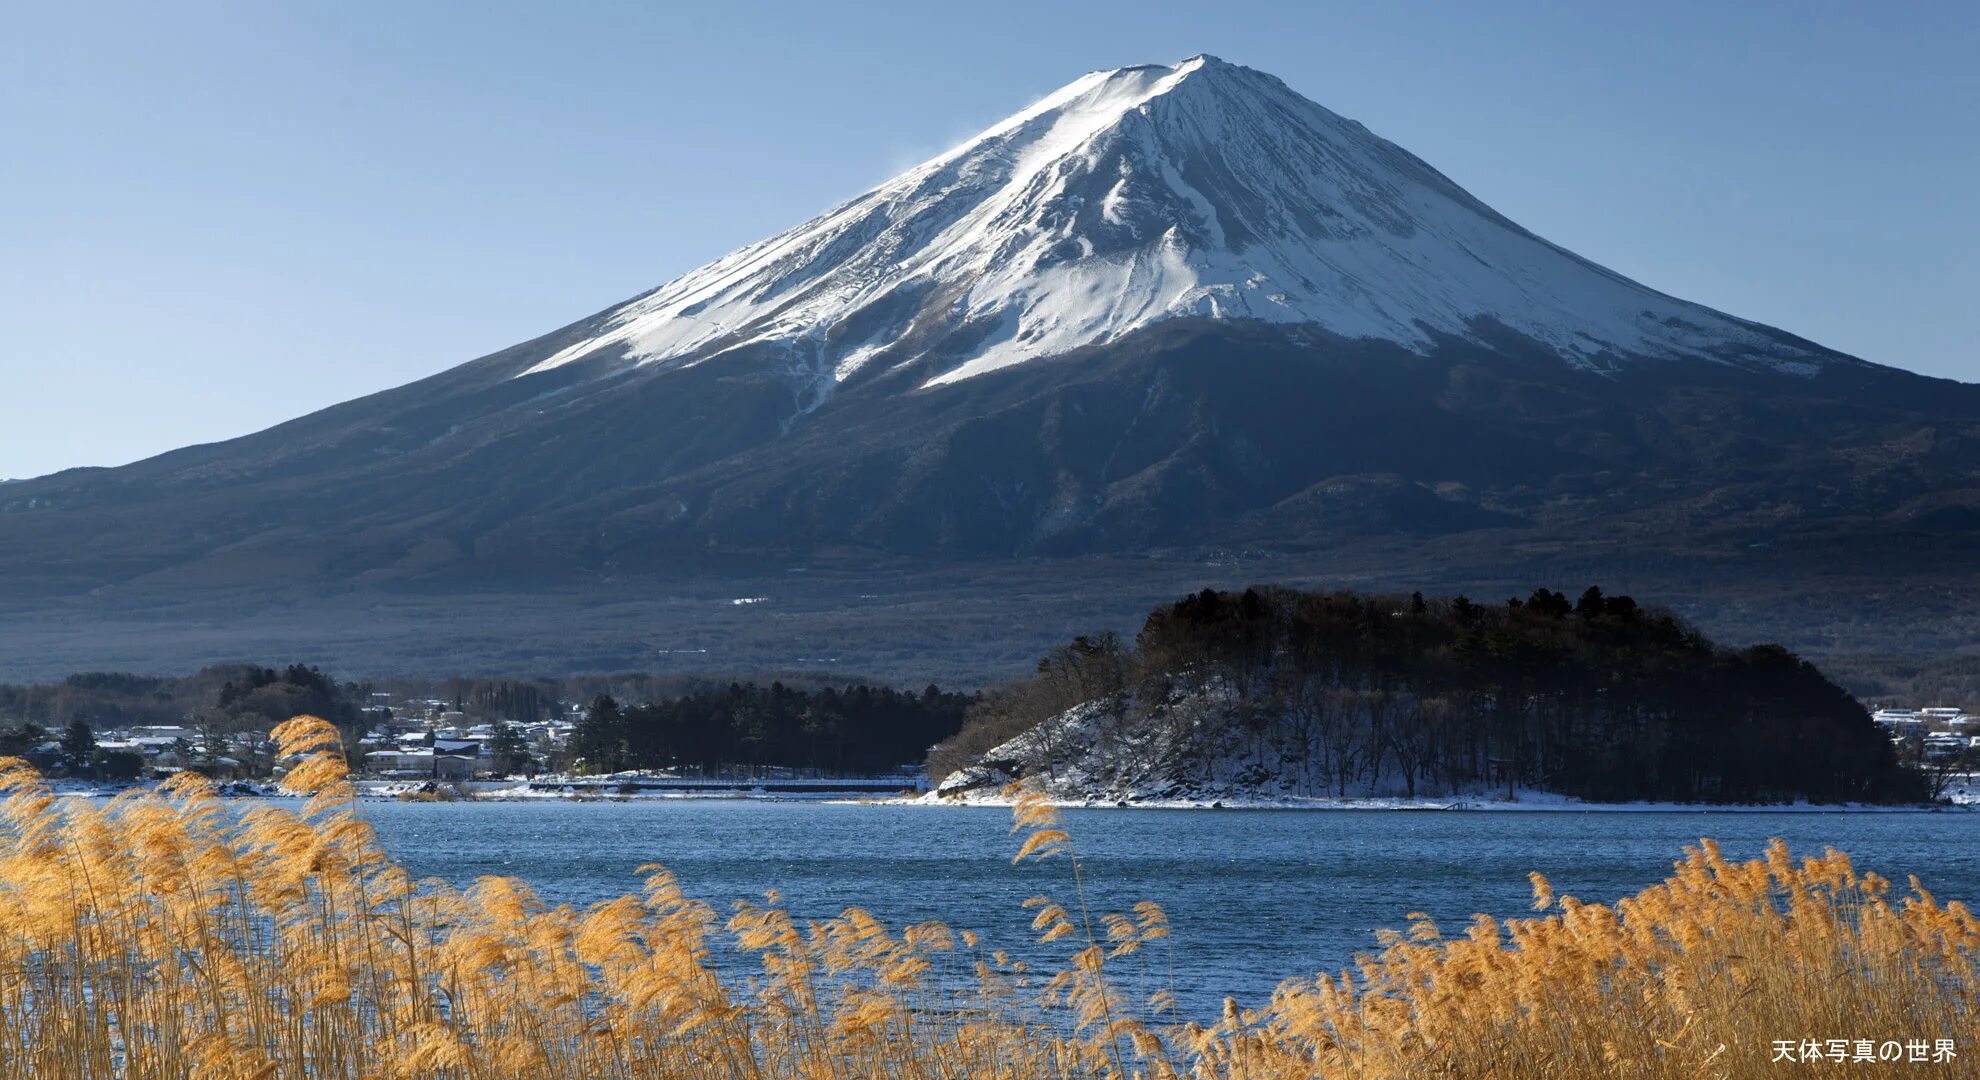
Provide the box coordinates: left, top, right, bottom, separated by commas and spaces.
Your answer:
513, 55, 1845, 393
5, 55, 1977, 679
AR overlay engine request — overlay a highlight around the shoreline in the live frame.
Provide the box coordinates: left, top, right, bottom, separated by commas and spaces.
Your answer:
877, 791, 1976, 813
42, 778, 1977, 812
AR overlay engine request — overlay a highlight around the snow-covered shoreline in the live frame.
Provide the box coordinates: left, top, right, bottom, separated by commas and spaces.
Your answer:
885, 789, 1975, 812
41, 778, 1976, 811
47, 779, 288, 799
354, 779, 896, 803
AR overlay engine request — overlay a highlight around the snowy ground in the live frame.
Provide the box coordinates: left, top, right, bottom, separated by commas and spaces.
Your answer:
37, 771, 1974, 810
895, 787, 1974, 813
353, 776, 921, 802
1939, 774, 1980, 807
46, 779, 290, 799
39, 776, 916, 803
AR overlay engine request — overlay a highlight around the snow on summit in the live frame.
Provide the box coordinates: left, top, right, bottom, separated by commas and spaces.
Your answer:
521, 55, 1835, 392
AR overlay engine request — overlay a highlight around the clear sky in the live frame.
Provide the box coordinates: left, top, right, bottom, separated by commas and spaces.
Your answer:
3, 1, 1975, 480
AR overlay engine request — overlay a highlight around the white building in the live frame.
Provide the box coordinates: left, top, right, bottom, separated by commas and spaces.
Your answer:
1923, 733, 1969, 759
365, 749, 435, 776
1872, 708, 1923, 728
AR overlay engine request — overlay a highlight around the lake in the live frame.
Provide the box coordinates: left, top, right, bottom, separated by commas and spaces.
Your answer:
356, 800, 1980, 1011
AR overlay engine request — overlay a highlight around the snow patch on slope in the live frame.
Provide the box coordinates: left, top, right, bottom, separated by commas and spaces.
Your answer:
930, 692, 1489, 806
519, 55, 1837, 395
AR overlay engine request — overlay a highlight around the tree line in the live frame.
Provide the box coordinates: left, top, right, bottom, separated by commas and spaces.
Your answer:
0, 664, 974, 780
0, 664, 361, 731
931, 586, 1926, 804
571, 682, 973, 776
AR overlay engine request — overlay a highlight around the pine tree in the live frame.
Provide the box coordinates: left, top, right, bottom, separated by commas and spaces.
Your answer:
571, 695, 626, 774
60, 719, 95, 772
488, 722, 532, 777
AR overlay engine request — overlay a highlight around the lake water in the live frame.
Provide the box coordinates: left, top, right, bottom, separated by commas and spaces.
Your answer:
356, 801, 1980, 1011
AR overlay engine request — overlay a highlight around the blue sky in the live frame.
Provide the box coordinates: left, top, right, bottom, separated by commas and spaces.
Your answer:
3, 0, 1975, 479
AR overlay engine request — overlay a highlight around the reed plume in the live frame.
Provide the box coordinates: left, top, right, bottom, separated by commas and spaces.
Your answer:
0, 720, 1969, 1077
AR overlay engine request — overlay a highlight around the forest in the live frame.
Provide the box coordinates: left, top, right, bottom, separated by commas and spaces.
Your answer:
932, 586, 1927, 804
0, 666, 974, 779
0, 664, 362, 744
570, 682, 974, 776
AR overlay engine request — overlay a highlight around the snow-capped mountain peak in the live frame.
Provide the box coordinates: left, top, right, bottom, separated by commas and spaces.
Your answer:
520, 55, 1834, 392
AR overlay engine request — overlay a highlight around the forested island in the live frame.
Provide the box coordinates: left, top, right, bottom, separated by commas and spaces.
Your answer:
930, 586, 1929, 805
570, 683, 970, 776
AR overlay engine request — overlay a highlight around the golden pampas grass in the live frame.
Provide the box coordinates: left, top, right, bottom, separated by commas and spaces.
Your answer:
0, 741, 1966, 1077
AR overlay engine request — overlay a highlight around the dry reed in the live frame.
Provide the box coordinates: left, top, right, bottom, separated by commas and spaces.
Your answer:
0, 715, 1970, 1078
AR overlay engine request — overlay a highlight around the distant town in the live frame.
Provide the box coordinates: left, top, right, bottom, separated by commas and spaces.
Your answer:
0, 670, 959, 797
1870, 706, 1980, 761
10, 693, 581, 787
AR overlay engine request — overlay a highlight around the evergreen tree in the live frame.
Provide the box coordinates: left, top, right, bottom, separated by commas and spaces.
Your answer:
488, 722, 533, 777
571, 695, 627, 774
60, 719, 96, 773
